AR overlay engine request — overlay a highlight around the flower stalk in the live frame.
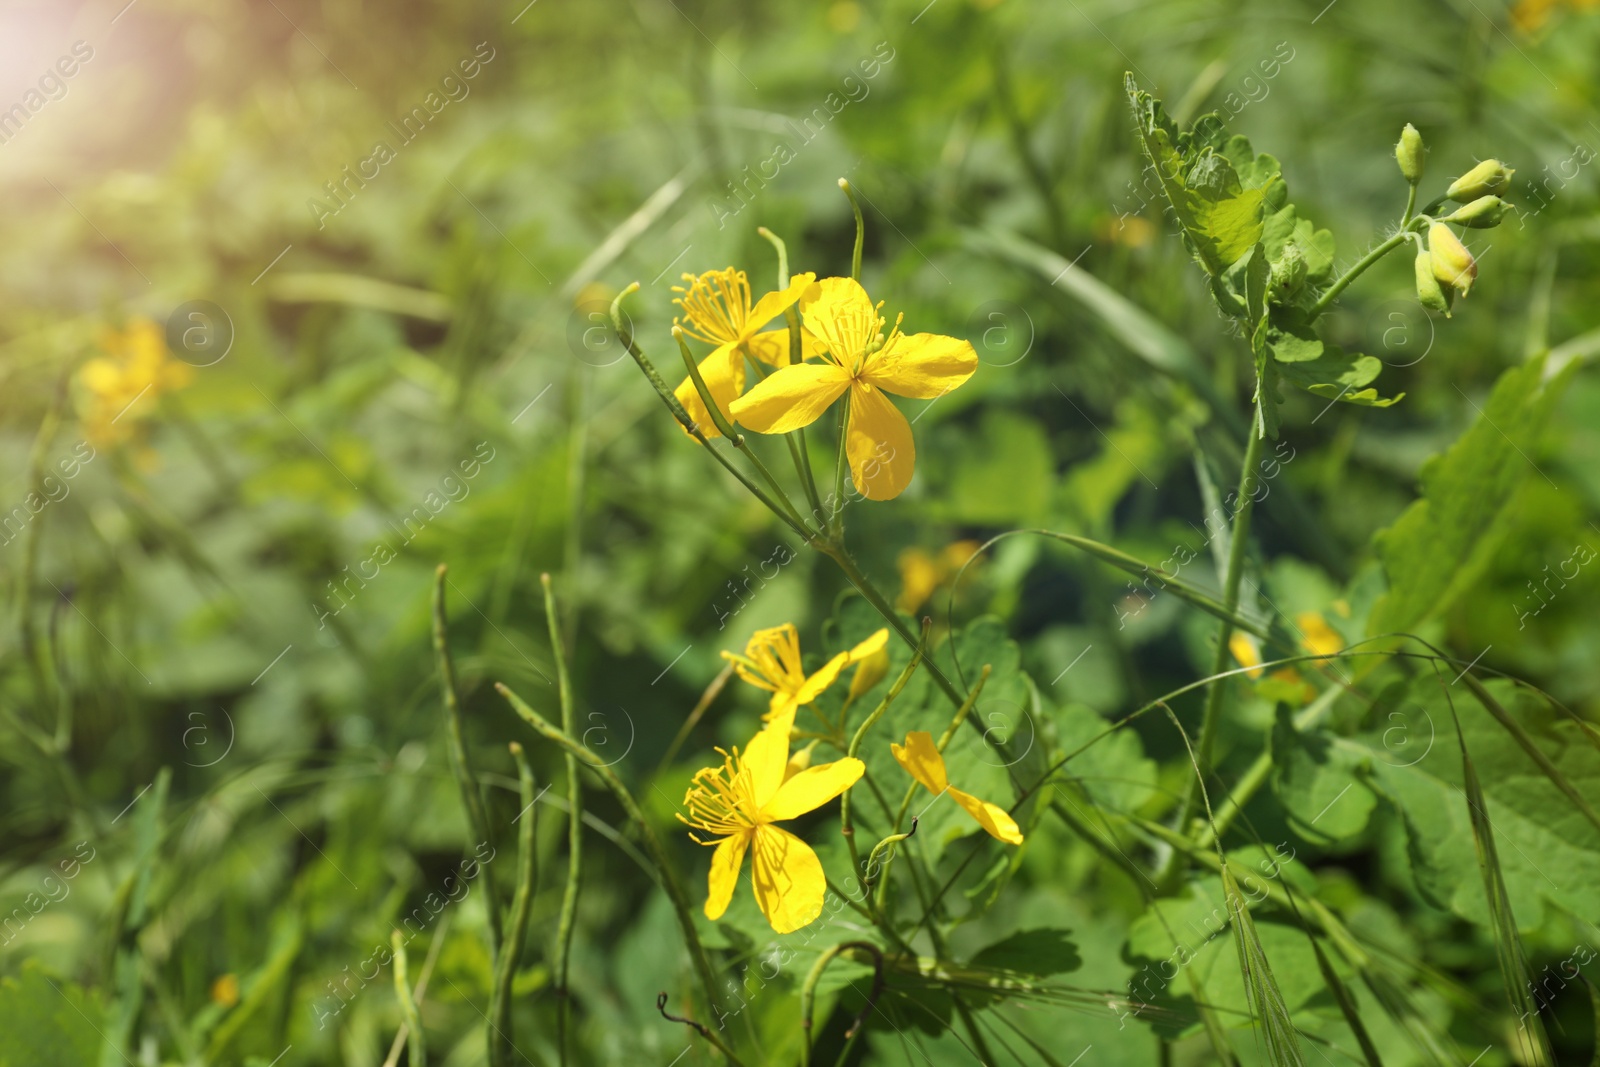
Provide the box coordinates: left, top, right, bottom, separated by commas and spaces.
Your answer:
542, 574, 583, 1067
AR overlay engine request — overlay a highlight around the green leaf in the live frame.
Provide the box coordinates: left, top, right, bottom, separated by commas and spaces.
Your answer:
1370, 355, 1576, 635
1277, 345, 1399, 408
969, 928, 1082, 976
1270, 707, 1378, 843
1125, 75, 1265, 277
1362, 678, 1600, 929
0, 963, 106, 1067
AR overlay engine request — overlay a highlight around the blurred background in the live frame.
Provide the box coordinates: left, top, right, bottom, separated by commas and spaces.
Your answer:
2, 0, 1599, 1063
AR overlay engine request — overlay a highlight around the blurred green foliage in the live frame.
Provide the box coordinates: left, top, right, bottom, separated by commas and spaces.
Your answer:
3, 0, 1600, 1063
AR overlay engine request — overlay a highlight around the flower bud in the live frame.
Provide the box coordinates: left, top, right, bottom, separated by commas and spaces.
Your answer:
1395, 124, 1425, 184
1442, 195, 1509, 229
1428, 223, 1477, 296
1414, 249, 1452, 316
1269, 244, 1308, 304
1446, 159, 1514, 202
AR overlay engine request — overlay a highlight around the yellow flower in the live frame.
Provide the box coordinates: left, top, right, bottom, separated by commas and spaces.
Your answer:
1229, 632, 1265, 679
80, 317, 193, 447
891, 731, 1023, 844
896, 539, 982, 613
729, 278, 978, 500
210, 973, 240, 1007
680, 712, 864, 932
1295, 612, 1344, 658
672, 268, 819, 438
723, 624, 889, 722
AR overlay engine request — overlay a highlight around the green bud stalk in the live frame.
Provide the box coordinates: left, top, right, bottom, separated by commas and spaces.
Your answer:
1442, 195, 1510, 229
1414, 249, 1452, 316
1446, 159, 1514, 202
1428, 223, 1477, 297
1395, 124, 1425, 184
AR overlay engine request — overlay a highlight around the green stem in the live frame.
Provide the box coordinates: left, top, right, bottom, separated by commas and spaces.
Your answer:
674, 328, 813, 536
755, 227, 827, 525
392, 932, 427, 1067
542, 575, 583, 1067
612, 285, 812, 541
431, 566, 501, 955
840, 627, 927, 899
490, 743, 537, 1067
1308, 225, 1419, 321
838, 179, 864, 281
1401, 183, 1419, 227
496, 683, 731, 1052
1195, 682, 1344, 851
830, 394, 851, 540
1171, 405, 1266, 857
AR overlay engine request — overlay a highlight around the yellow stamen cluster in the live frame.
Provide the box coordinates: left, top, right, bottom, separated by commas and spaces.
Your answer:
678, 747, 758, 841
673, 268, 751, 345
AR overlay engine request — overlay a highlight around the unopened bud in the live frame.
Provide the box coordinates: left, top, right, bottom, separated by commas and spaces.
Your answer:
1269, 245, 1308, 304
1396, 124, 1425, 184
1414, 249, 1452, 316
1428, 223, 1477, 296
1446, 159, 1515, 202
1442, 195, 1509, 229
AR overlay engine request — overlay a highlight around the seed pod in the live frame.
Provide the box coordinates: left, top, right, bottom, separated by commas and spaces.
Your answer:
1428, 223, 1477, 296
1396, 124, 1425, 184
1442, 195, 1510, 229
1446, 159, 1515, 202
1414, 249, 1452, 316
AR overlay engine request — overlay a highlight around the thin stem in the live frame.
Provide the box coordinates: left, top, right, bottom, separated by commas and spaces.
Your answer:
840, 626, 927, 897
431, 566, 501, 954
496, 683, 731, 1049
612, 284, 811, 540
490, 743, 537, 1067
542, 574, 583, 1067
674, 327, 814, 536
838, 178, 864, 281
830, 393, 851, 540
1171, 405, 1266, 856
1401, 183, 1419, 227
391, 932, 427, 1067
1307, 224, 1420, 321
756, 227, 827, 523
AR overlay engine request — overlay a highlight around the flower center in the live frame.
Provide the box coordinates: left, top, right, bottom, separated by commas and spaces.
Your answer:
673, 269, 751, 345
679, 746, 762, 839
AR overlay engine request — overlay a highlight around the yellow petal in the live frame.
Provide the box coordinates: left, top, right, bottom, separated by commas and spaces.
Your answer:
1295, 612, 1344, 658
848, 646, 890, 700
729, 362, 850, 434
673, 342, 744, 439
794, 651, 851, 706
1229, 632, 1264, 679
705, 832, 750, 920
750, 825, 826, 933
761, 756, 864, 821
800, 277, 879, 361
743, 711, 794, 809
764, 690, 800, 723
743, 327, 828, 369
847, 384, 915, 500
745, 272, 817, 333
890, 730, 948, 794
784, 739, 819, 780
847, 629, 889, 661
948, 786, 1024, 845
864, 332, 978, 399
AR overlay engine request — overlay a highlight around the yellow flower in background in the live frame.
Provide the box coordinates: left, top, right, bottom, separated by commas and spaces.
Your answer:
1229, 632, 1265, 679
671, 268, 819, 438
1511, 0, 1599, 32
210, 973, 240, 1007
680, 711, 864, 932
891, 731, 1023, 844
1296, 612, 1344, 658
729, 278, 978, 500
896, 539, 982, 613
723, 623, 889, 722
80, 317, 193, 447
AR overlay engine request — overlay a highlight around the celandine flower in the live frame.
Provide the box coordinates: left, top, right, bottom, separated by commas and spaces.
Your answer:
680, 712, 863, 932
891, 731, 1023, 844
723, 623, 889, 722
729, 277, 977, 499
672, 268, 819, 437
80, 317, 194, 447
